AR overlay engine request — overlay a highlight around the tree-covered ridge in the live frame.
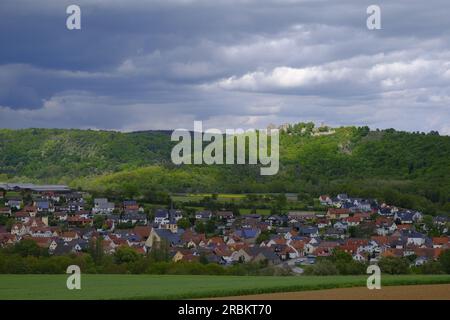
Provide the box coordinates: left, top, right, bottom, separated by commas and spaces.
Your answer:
0, 128, 173, 181
0, 125, 449, 215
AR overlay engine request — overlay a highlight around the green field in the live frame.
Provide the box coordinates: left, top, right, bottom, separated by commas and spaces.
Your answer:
1, 274, 449, 300
172, 193, 246, 203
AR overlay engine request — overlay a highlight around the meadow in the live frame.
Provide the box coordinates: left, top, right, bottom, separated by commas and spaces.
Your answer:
1, 274, 449, 300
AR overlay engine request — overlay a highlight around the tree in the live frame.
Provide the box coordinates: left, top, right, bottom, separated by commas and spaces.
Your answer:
194, 221, 206, 233
93, 215, 105, 230
378, 256, 410, 274
12, 239, 43, 257
199, 252, 209, 265
348, 226, 357, 238
149, 239, 170, 262
439, 250, 450, 274
330, 248, 352, 263
114, 246, 140, 264
256, 231, 271, 244
305, 259, 338, 275
204, 220, 216, 234
88, 237, 104, 264
177, 218, 191, 230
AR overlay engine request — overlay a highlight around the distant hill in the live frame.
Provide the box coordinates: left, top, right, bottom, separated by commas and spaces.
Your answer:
1, 125, 449, 215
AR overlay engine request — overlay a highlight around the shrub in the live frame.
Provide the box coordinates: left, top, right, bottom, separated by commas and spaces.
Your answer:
378, 256, 410, 274
304, 260, 339, 276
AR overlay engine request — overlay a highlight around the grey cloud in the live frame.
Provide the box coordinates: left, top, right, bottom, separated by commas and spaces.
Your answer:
0, 0, 449, 134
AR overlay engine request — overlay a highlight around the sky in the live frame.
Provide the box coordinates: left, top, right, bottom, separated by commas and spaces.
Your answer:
0, 0, 450, 134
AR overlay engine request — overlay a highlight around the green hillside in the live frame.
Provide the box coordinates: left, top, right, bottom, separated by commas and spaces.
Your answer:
0, 128, 173, 181
1, 125, 449, 215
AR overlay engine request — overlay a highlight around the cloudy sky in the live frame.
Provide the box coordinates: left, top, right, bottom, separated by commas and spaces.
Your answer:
1, 0, 450, 134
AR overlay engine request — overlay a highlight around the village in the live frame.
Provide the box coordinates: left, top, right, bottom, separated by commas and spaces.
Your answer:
0, 183, 449, 273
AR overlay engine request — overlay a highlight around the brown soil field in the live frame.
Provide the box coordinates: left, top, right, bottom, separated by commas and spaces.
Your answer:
210, 284, 450, 300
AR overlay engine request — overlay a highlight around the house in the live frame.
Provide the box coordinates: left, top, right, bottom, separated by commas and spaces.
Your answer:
195, 211, 212, 220
323, 227, 346, 239
0, 233, 16, 247
29, 226, 53, 238
213, 245, 233, 264
395, 211, 422, 224
50, 240, 74, 255
14, 211, 30, 223
344, 216, 361, 226
333, 221, 348, 230
266, 215, 287, 226
289, 238, 307, 253
215, 211, 234, 220
207, 236, 226, 247
356, 200, 372, 212
71, 239, 89, 252
414, 256, 429, 266
154, 209, 182, 225
298, 226, 319, 238
123, 200, 139, 211
247, 247, 281, 264
10, 223, 28, 236
404, 230, 426, 246
172, 249, 199, 263
185, 234, 207, 248
316, 241, 340, 256
432, 237, 449, 249
54, 212, 68, 221
354, 212, 371, 220
120, 213, 148, 225
230, 248, 253, 263
145, 227, 184, 248
154, 209, 169, 224
379, 207, 394, 216
319, 195, 332, 206
61, 231, 79, 242
133, 226, 152, 241
35, 200, 54, 213
317, 219, 330, 229
67, 201, 84, 212
326, 208, 350, 219
288, 211, 316, 222
266, 235, 287, 247
67, 215, 93, 227
6, 199, 22, 210
304, 242, 318, 255
232, 228, 260, 244
353, 252, 367, 262
0, 207, 11, 216
284, 228, 299, 240
93, 198, 115, 214
433, 216, 449, 226
337, 194, 349, 201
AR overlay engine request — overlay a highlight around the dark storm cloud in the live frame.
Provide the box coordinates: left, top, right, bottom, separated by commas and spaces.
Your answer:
0, 0, 449, 134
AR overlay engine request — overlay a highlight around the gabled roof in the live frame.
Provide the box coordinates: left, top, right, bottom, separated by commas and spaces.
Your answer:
154, 228, 184, 245
133, 226, 151, 239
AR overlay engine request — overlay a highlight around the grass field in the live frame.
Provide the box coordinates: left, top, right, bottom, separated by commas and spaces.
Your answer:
1, 274, 449, 300
172, 193, 246, 203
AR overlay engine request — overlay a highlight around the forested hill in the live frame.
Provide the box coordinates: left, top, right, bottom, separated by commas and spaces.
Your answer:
0, 125, 449, 215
